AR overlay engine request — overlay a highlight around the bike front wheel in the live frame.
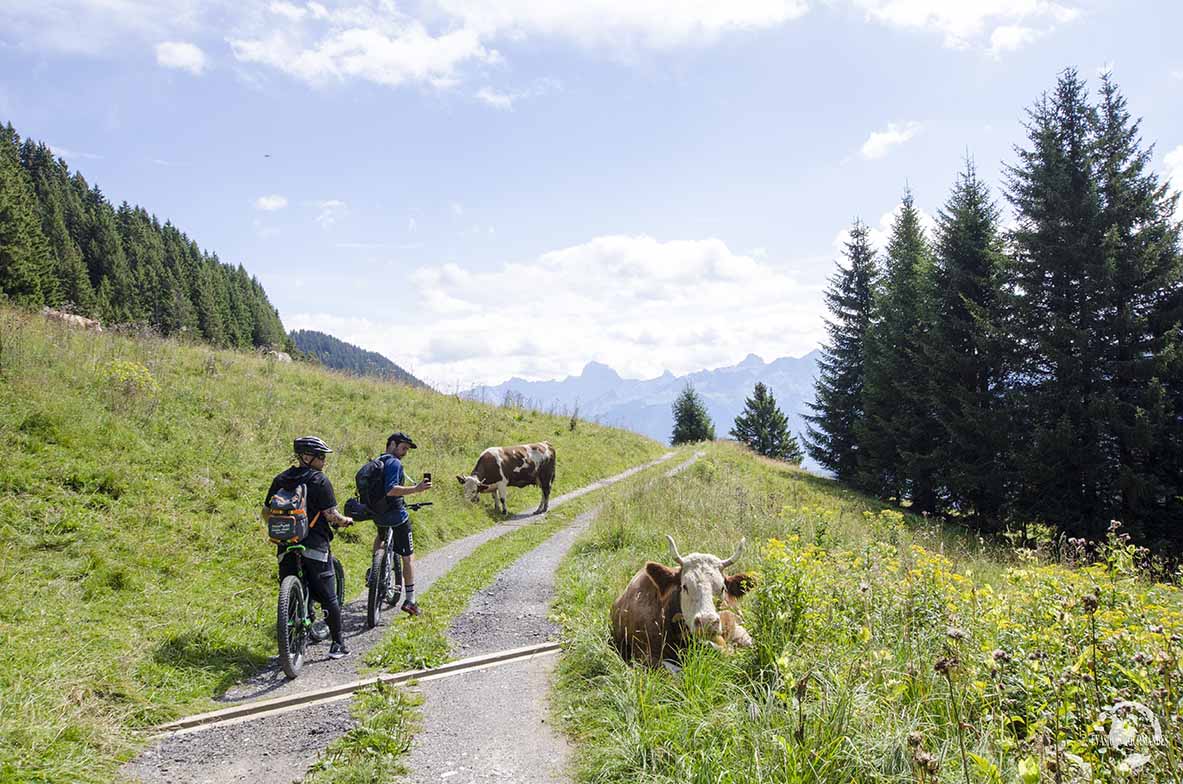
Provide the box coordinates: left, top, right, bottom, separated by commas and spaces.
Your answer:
332, 556, 345, 607
277, 574, 307, 679
366, 548, 385, 629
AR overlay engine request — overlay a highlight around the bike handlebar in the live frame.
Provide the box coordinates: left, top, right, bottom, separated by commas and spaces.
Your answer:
406, 502, 433, 511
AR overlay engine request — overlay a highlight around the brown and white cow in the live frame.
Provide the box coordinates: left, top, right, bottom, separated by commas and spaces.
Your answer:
456, 442, 556, 515
611, 536, 755, 667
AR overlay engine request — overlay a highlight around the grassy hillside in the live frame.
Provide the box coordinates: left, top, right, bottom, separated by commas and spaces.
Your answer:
0, 307, 665, 784
554, 443, 1183, 783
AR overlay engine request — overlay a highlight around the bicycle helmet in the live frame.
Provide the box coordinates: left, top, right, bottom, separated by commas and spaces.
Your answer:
293, 435, 333, 455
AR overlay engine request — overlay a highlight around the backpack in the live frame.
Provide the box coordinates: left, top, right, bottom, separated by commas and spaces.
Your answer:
355, 455, 391, 517
267, 482, 320, 544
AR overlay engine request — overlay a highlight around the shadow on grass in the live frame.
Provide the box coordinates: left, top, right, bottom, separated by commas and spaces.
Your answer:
152, 631, 268, 695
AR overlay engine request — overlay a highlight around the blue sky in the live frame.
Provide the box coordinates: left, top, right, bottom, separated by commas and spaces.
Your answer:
3, 1, 1182, 389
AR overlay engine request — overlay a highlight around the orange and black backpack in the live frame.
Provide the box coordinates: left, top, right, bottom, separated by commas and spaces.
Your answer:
267, 482, 321, 544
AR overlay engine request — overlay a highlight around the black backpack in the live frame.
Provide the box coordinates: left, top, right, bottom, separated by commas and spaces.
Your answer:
354, 455, 391, 517
267, 482, 318, 544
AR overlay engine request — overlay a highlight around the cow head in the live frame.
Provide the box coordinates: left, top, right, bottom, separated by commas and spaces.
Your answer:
455, 474, 489, 502
655, 535, 751, 639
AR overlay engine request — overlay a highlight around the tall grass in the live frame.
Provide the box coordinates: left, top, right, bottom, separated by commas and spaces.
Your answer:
554, 443, 1183, 783
0, 307, 664, 783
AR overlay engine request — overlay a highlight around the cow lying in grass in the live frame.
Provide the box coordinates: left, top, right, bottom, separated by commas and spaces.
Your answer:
611, 536, 755, 667
457, 442, 555, 515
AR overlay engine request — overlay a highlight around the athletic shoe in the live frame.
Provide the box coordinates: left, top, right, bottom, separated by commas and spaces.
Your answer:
328, 642, 350, 659
401, 601, 422, 617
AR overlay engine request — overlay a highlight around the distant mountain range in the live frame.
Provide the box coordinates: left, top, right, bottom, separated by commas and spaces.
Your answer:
290, 330, 428, 389
464, 351, 821, 466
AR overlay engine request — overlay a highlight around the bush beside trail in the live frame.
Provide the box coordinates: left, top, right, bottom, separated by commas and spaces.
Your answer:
0, 306, 665, 784
554, 442, 1183, 783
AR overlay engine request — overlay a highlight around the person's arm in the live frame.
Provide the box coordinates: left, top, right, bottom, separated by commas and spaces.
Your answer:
386, 480, 430, 497
323, 506, 353, 527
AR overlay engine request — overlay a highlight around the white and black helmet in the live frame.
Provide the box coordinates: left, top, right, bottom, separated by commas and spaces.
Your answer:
293, 435, 333, 456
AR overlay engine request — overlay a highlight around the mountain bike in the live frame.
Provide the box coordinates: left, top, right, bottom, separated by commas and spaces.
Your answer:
366, 502, 431, 629
277, 544, 346, 679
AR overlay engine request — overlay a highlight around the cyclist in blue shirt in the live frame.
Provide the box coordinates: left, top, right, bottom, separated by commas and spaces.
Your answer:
373, 431, 431, 616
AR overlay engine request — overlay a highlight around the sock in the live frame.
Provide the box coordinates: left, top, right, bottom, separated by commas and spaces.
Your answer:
404, 583, 415, 603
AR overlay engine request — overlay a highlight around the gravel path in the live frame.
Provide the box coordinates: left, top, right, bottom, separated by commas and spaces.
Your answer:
403, 449, 704, 783
122, 452, 674, 784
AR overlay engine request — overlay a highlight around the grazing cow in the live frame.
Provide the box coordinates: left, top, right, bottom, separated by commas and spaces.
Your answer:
611, 536, 755, 667
456, 442, 556, 515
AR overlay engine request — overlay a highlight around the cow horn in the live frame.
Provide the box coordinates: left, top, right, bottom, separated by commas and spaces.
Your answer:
720, 537, 746, 568
665, 535, 683, 565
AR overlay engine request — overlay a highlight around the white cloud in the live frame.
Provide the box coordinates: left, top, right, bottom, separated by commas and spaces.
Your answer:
0, 0, 213, 56
437, 1, 809, 49
228, 7, 500, 89
155, 40, 207, 74
1165, 145, 1183, 222
255, 194, 288, 211
849, 0, 1078, 53
988, 25, 1041, 57
49, 145, 103, 161
475, 77, 561, 109
269, 1, 307, 22
860, 121, 922, 160
314, 199, 347, 227
287, 234, 828, 387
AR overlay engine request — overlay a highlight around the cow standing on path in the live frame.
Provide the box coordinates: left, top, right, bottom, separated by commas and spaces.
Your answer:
611, 536, 755, 667
456, 442, 556, 515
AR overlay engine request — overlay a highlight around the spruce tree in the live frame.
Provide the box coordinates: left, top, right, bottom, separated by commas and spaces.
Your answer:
1092, 73, 1183, 542
857, 191, 939, 512
924, 159, 1010, 526
804, 219, 878, 480
731, 382, 802, 463
671, 383, 715, 445
0, 124, 49, 305
1005, 68, 1109, 538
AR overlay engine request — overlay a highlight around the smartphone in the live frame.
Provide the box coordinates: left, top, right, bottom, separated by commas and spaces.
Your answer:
423, 472, 432, 484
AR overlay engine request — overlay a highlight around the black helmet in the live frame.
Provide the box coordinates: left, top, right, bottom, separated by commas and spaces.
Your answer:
294, 435, 333, 455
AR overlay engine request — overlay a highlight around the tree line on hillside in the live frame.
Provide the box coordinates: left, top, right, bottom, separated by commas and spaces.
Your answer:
671, 381, 805, 464
805, 69, 1183, 552
289, 329, 427, 388
0, 122, 288, 350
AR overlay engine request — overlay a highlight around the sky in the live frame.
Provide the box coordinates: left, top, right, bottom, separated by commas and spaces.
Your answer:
3, 1, 1182, 390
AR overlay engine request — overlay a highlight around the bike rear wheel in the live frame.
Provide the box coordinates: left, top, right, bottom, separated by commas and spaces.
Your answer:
366, 548, 386, 629
277, 575, 307, 679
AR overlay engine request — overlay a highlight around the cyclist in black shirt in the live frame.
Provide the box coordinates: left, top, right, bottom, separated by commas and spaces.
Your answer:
264, 436, 354, 659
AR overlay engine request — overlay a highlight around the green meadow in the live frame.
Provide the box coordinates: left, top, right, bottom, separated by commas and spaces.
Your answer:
0, 307, 664, 783
554, 443, 1183, 783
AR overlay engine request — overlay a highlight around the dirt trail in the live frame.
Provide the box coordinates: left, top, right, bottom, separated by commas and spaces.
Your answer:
402, 450, 703, 783
122, 451, 675, 784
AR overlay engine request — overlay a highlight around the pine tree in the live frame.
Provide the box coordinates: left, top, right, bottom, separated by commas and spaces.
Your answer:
1092, 73, 1183, 543
804, 219, 878, 480
0, 124, 50, 305
671, 383, 715, 445
857, 191, 939, 512
924, 158, 1011, 527
731, 382, 802, 463
1005, 68, 1109, 538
